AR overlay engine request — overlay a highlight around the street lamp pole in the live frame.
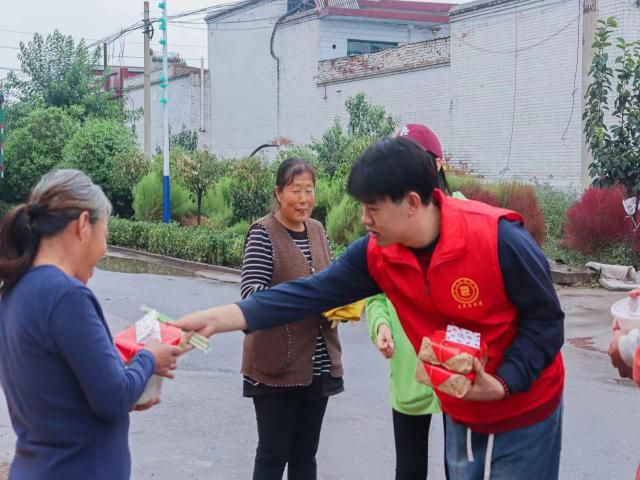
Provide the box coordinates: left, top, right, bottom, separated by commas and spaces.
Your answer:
159, 1, 170, 223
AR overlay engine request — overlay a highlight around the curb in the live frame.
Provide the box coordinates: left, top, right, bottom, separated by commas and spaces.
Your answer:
106, 245, 241, 284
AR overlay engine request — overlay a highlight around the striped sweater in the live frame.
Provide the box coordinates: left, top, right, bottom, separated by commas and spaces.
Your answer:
241, 223, 338, 394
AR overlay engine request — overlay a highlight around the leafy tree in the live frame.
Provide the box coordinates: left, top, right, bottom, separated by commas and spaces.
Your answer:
310, 94, 397, 177
61, 118, 138, 215
346, 92, 397, 138
174, 149, 223, 225
109, 151, 152, 216
311, 119, 350, 177
132, 171, 195, 222
170, 126, 199, 153
3, 107, 79, 201
5, 30, 124, 120
228, 156, 273, 222
202, 177, 234, 229
584, 17, 640, 259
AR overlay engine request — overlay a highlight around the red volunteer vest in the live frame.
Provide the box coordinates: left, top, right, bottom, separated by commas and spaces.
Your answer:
366, 190, 564, 431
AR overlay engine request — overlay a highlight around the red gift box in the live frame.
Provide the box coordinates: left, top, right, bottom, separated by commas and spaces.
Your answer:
114, 323, 183, 363
418, 330, 487, 374
415, 361, 475, 399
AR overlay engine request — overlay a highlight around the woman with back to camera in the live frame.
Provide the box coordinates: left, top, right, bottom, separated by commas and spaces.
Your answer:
0, 169, 182, 480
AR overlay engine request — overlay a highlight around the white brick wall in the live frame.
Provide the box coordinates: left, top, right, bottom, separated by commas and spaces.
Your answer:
317, 64, 452, 151
126, 69, 211, 153
275, 21, 452, 151
448, 0, 640, 188
317, 18, 450, 60
450, 0, 584, 188
207, 2, 450, 157
275, 17, 323, 145
207, 0, 640, 186
207, 0, 287, 158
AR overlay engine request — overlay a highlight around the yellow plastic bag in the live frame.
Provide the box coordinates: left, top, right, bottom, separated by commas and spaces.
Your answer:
324, 300, 365, 329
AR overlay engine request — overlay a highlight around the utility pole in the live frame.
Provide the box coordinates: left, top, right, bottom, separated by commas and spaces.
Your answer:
159, 0, 170, 223
103, 43, 108, 71
200, 57, 204, 133
143, 1, 152, 159
581, 0, 598, 190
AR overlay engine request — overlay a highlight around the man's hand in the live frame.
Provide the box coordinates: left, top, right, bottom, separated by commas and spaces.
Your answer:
376, 324, 395, 359
608, 330, 633, 379
463, 358, 507, 402
172, 304, 247, 337
173, 311, 216, 338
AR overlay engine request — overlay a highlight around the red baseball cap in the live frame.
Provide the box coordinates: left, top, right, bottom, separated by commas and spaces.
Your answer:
396, 124, 443, 159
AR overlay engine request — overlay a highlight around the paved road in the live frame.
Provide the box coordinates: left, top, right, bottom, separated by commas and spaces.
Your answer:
0, 265, 638, 479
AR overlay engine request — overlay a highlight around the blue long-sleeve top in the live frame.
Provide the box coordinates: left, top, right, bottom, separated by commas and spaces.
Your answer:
0, 266, 155, 480
238, 219, 564, 394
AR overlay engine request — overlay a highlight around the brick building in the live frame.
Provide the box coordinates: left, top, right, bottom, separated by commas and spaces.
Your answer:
125, 62, 211, 152
206, 0, 640, 187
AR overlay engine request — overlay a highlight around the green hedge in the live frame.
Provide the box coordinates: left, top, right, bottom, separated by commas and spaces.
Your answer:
108, 217, 245, 268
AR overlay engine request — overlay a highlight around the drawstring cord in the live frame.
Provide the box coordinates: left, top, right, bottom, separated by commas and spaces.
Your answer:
466, 428, 495, 480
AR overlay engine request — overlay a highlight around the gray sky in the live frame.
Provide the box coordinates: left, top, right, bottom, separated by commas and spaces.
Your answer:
0, 0, 226, 81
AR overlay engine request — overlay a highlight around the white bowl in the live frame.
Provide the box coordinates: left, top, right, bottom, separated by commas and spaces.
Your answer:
611, 297, 640, 332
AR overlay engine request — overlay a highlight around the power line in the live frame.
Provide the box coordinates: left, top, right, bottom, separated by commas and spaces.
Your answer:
453, 16, 578, 55
107, 53, 207, 61
163, 2, 241, 21
87, 2, 252, 49
170, 22, 276, 32
171, 14, 279, 24
0, 29, 205, 48
0, 28, 99, 41
88, 20, 145, 48
0, 28, 38, 36
121, 40, 207, 47
167, 19, 209, 25
1, 1, 241, 52
561, 0, 582, 142
217, 15, 279, 23
501, 0, 518, 177
168, 23, 208, 31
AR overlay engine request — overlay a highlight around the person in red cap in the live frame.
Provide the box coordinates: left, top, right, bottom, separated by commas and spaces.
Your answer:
397, 124, 464, 200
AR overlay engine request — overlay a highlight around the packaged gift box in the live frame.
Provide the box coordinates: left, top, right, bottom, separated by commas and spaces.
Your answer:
418, 327, 487, 374
415, 362, 475, 399
114, 310, 184, 405
415, 325, 487, 398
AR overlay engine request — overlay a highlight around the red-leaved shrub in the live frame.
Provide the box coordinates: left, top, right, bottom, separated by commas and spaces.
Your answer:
498, 182, 546, 246
561, 186, 632, 254
459, 184, 501, 207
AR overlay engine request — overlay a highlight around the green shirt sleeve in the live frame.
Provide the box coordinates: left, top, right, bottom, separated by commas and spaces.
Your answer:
365, 293, 393, 345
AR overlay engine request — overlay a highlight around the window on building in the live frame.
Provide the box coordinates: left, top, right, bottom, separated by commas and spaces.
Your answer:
347, 39, 398, 56
287, 0, 316, 12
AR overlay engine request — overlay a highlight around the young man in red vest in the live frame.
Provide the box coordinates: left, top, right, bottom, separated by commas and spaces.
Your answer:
176, 137, 565, 479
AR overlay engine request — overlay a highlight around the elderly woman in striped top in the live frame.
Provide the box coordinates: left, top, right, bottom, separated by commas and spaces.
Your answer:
240, 157, 344, 480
